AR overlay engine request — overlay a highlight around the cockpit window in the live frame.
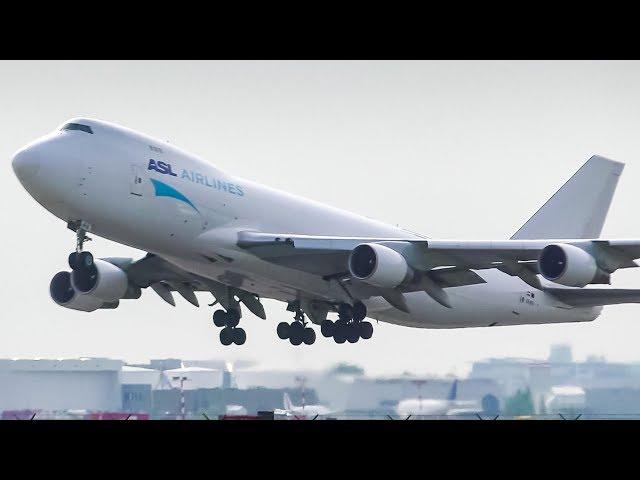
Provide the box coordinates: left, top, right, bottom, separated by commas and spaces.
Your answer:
61, 123, 93, 134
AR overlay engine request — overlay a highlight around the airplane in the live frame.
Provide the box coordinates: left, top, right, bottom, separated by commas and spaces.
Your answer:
12, 117, 640, 347
395, 380, 479, 417
273, 392, 333, 419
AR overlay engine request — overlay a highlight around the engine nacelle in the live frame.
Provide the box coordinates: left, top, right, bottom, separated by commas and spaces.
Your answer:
71, 258, 129, 302
348, 243, 411, 288
538, 243, 599, 287
50, 271, 104, 312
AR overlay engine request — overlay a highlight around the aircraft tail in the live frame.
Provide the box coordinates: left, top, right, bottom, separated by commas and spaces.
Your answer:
511, 155, 624, 240
283, 392, 294, 410
447, 380, 458, 401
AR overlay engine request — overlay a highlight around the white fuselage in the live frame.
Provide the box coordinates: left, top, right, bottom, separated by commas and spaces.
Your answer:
12, 118, 601, 328
274, 405, 333, 418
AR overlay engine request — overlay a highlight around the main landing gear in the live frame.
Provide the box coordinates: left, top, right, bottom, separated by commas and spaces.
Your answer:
276, 308, 316, 346
321, 302, 373, 344
212, 309, 246, 346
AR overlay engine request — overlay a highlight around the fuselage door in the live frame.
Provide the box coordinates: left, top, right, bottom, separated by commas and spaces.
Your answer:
130, 164, 144, 196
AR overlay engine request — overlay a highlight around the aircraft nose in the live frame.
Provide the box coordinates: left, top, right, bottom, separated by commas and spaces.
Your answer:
12, 146, 41, 184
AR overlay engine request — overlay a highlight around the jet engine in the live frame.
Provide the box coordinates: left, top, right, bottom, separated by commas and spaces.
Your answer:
71, 258, 129, 302
348, 243, 411, 288
538, 243, 600, 287
50, 258, 139, 311
50, 271, 105, 312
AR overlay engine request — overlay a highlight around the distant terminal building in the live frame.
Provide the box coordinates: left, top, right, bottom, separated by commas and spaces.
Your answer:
470, 345, 640, 394
120, 366, 161, 414
122, 384, 153, 414
469, 357, 537, 397
165, 366, 221, 390
585, 387, 640, 416
469, 345, 640, 416
121, 365, 161, 387
549, 344, 573, 364
148, 359, 182, 371
151, 386, 318, 418
0, 358, 122, 412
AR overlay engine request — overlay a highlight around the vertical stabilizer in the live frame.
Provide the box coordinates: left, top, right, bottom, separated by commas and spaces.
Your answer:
511, 155, 624, 240
283, 392, 294, 410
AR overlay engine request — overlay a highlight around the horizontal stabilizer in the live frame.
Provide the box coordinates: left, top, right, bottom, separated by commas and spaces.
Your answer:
546, 288, 640, 308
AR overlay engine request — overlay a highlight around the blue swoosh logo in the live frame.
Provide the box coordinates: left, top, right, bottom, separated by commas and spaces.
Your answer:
149, 178, 199, 213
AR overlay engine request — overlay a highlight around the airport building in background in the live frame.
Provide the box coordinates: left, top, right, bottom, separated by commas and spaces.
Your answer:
3, 344, 640, 418
0, 358, 122, 413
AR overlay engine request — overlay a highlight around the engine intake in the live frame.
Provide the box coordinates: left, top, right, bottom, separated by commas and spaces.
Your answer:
50, 271, 104, 312
538, 243, 599, 287
348, 243, 411, 288
71, 258, 129, 302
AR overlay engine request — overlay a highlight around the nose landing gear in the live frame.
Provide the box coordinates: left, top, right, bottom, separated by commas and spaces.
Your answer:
321, 302, 373, 344
67, 222, 95, 273
212, 309, 246, 345
277, 308, 316, 345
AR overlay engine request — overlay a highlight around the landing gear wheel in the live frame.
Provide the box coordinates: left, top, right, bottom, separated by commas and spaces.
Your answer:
233, 328, 246, 345
290, 332, 303, 346
338, 303, 353, 320
359, 321, 373, 340
289, 322, 304, 345
303, 328, 316, 345
225, 309, 240, 328
213, 310, 227, 327
321, 320, 334, 338
78, 251, 94, 269
352, 302, 367, 322
333, 321, 347, 344
220, 327, 234, 346
277, 322, 290, 339
68, 252, 79, 269
347, 325, 360, 343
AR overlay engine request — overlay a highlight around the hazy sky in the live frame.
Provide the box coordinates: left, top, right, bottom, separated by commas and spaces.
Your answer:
3, 60, 640, 377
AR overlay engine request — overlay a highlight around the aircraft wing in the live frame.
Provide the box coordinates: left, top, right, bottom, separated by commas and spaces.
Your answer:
124, 254, 267, 317
238, 232, 640, 272
238, 231, 640, 309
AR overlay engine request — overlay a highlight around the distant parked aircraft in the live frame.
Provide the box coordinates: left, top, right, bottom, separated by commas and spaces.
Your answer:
395, 380, 480, 417
274, 393, 333, 419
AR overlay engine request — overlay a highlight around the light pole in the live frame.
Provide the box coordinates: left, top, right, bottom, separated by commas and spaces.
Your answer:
172, 376, 189, 420
295, 376, 307, 410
